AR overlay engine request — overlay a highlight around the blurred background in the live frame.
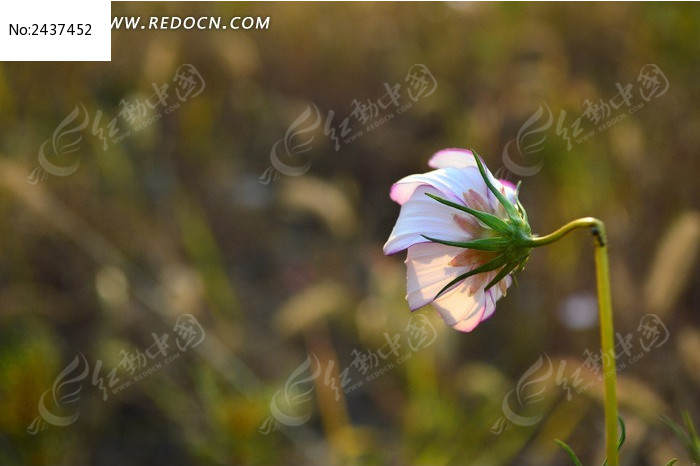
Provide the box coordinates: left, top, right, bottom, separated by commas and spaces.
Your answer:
1, 2, 699, 465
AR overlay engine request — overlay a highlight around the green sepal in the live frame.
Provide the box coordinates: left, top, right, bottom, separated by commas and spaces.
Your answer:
421, 235, 510, 252
484, 260, 519, 291
472, 151, 520, 222
515, 256, 529, 274
433, 253, 509, 299
424, 192, 512, 234
516, 199, 529, 224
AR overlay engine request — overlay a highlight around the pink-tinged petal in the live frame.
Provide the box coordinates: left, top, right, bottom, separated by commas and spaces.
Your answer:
481, 276, 512, 321
432, 274, 513, 332
449, 249, 496, 267
383, 148, 527, 332
484, 176, 520, 214
499, 179, 517, 191
384, 185, 481, 255
389, 166, 490, 206
431, 283, 487, 332
463, 189, 491, 214
467, 270, 496, 295
422, 153, 515, 215
428, 148, 477, 169
499, 181, 519, 206
404, 242, 470, 311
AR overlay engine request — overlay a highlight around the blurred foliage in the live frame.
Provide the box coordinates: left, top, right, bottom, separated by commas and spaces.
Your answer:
662, 411, 700, 463
0, 3, 699, 465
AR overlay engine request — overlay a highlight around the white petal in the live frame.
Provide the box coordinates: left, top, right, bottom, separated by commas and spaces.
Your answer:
481, 275, 512, 321
479, 292, 497, 323
433, 273, 513, 332
431, 283, 487, 332
384, 185, 479, 255
501, 182, 518, 205
428, 148, 477, 169
389, 165, 490, 207
481, 172, 517, 214
404, 242, 469, 310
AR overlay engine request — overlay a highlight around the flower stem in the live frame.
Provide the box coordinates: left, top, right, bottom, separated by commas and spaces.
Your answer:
594, 227, 619, 466
528, 218, 619, 465
523, 217, 606, 248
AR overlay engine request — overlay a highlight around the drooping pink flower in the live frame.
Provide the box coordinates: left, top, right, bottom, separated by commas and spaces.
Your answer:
384, 149, 531, 332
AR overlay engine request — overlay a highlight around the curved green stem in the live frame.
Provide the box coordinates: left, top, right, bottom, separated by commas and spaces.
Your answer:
523, 217, 606, 248
530, 217, 619, 466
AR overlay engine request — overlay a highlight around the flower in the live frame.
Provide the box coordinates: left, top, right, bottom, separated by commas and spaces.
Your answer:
383, 149, 532, 332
